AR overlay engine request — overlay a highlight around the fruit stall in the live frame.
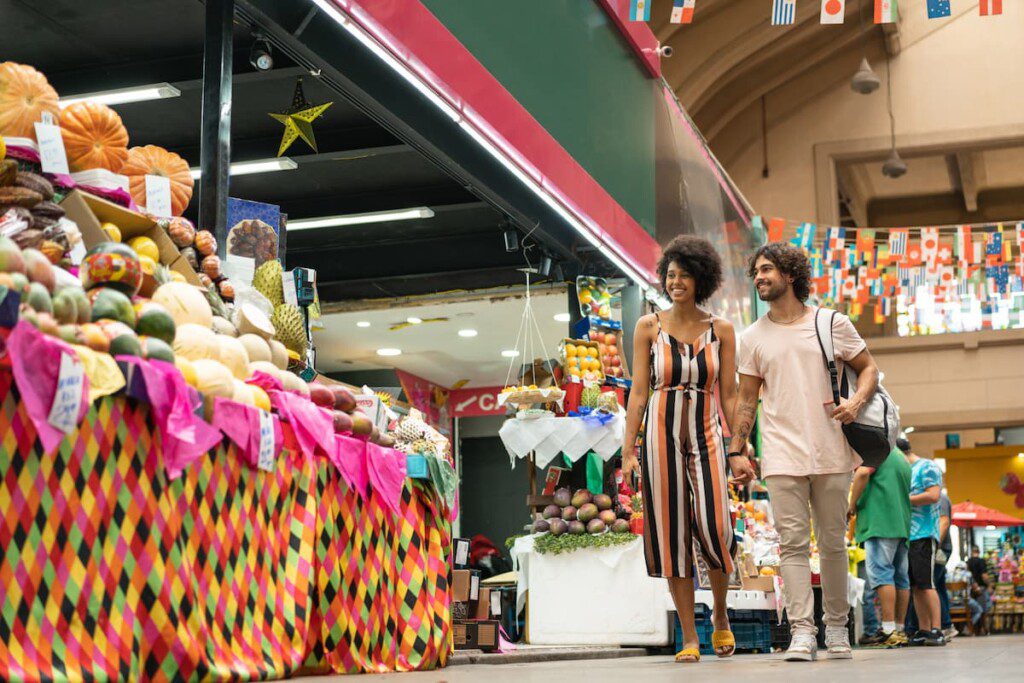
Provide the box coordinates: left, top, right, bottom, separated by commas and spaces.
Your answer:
0, 61, 458, 680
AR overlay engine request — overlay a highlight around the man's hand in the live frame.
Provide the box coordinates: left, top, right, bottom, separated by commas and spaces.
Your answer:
832, 396, 865, 424
728, 447, 757, 486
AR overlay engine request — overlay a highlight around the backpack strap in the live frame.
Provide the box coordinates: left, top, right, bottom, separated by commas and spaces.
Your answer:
814, 308, 842, 405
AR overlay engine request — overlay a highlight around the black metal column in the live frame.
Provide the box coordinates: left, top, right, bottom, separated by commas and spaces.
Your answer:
199, 0, 234, 257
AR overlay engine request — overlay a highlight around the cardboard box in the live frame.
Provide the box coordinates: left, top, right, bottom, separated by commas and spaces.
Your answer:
475, 620, 500, 652
354, 394, 389, 432
452, 537, 471, 569
453, 621, 478, 650
741, 575, 776, 592
453, 569, 481, 603
60, 190, 202, 287
474, 588, 491, 620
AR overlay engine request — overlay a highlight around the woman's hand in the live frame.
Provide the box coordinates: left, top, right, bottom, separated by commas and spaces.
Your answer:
621, 443, 640, 483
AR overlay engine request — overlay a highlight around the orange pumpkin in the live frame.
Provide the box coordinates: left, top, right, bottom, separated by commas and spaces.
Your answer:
0, 62, 60, 140
59, 102, 129, 172
121, 145, 194, 216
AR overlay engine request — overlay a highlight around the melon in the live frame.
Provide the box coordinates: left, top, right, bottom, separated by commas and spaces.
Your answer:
65, 288, 91, 324
51, 289, 77, 324
136, 305, 176, 345
192, 359, 234, 398
109, 332, 142, 357
233, 302, 275, 340
175, 356, 198, 387
211, 316, 237, 337
25, 281, 52, 313
152, 281, 212, 327
141, 336, 175, 363
89, 287, 136, 328
81, 242, 142, 295
238, 333, 271, 364
248, 360, 281, 382
173, 322, 219, 361
231, 379, 255, 406
268, 339, 288, 370
216, 335, 250, 379
250, 385, 271, 412
280, 370, 307, 396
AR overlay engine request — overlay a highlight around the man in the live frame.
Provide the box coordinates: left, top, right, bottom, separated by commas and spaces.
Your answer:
731, 243, 881, 662
850, 440, 912, 649
936, 492, 955, 639
904, 444, 946, 646
967, 546, 989, 587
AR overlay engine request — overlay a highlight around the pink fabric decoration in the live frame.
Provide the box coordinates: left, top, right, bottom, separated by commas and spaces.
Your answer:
367, 442, 407, 518
332, 434, 370, 496
270, 389, 333, 461
7, 321, 90, 453
129, 357, 221, 479
211, 397, 282, 469
246, 370, 283, 393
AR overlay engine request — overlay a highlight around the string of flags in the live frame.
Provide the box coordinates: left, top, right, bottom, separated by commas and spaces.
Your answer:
630, 0, 1004, 25
752, 216, 1024, 327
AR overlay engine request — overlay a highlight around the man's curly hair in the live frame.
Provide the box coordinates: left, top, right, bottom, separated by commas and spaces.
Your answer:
747, 243, 812, 302
656, 235, 723, 305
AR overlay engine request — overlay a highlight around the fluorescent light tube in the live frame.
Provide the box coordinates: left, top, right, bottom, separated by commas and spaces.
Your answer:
288, 207, 434, 231
189, 157, 298, 179
59, 83, 181, 108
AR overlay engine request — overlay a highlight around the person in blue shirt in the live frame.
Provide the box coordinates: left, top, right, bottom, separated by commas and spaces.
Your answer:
904, 444, 945, 647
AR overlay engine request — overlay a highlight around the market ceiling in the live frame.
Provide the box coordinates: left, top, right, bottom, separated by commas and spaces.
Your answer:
0, 0, 616, 302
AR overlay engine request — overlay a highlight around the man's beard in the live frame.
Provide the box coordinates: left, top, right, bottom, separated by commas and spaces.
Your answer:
757, 282, 786, 301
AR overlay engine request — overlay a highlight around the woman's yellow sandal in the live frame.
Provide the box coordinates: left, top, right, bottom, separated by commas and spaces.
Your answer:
674, 647, 701, 663
712, 630, 735, 657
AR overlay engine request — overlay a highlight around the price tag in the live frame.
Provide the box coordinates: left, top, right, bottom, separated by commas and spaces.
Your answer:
256, 409, 276, 472
455, 539, 470, 566
0, 208, 29, 238
34, 121, 70, 175
68, 240, 87, 265
145, 175, 173, 218
48, 351, 84, 433
282, 271, 298, 307
470, 573, 480, 601
490, 589, 501, 617
222, 254, 255, 285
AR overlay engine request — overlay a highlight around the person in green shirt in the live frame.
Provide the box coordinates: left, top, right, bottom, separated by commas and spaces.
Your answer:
849, 438, 913, 648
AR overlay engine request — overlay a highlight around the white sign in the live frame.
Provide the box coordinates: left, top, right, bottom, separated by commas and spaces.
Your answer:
282, 271, 298, 307
145, 174, 173, 218
455, 539, 470, 566
256, 409, 276, 472
470, 573, 480, 601
47, 351, 84, 433
222, 254, 255, 285
490, 589, 501, 617
34, 122, 70, 175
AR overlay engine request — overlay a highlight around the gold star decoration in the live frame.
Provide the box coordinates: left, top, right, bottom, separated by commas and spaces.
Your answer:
269, 77, 333, 157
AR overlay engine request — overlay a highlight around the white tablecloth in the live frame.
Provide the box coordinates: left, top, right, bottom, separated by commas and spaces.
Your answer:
498, 415, 625, 469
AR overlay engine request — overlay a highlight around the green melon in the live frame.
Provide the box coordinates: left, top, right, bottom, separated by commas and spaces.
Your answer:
109, 332, 142, 358
89, 287, 135, 329
141, 337, 175, 363
25, 282, 52, 313
136, 307, 176, 345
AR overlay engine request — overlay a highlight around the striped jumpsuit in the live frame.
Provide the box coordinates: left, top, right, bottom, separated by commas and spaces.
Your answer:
639, 314, 737, 578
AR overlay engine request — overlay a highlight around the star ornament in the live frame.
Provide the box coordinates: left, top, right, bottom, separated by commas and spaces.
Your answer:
270, 77, 333, 157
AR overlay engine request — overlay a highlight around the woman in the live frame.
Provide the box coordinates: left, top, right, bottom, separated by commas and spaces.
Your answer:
621, 235, 755, 663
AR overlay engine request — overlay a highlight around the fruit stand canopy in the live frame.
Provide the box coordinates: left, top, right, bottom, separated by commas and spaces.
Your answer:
951, 500, 1024, 528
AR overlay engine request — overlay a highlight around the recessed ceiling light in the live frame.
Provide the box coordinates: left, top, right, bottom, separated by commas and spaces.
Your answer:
501, 349, 520, 358
287, 207, 435, 231
377, 348, 401, 357
458, 329, 478, 338
407, 317, 423, 325
59, 82, 181, 108
356, 321, 371, 328
553, 312, 571, 323
189, 157, 297, 179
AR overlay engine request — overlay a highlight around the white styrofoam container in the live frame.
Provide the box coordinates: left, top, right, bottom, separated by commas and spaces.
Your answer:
71, 169, 130, 192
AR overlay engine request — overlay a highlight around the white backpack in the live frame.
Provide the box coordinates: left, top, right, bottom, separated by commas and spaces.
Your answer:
814, 308, 900, 467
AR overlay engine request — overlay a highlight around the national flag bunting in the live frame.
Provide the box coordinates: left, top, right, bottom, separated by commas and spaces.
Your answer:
926, 0, 951, 19
826, 227, 846, 262
768, 218, 786, 243
980, 0, 1002, 16
670, 0, 697, 24
794, 222, 816, 251
874, 0, 898, 23
986, 230, 1003, 263
772, 0, 797, 25
629, 0, 651, 22
856, 229, 876, 259
888, 229, 908, 256
920, 227, 939, 270
955, 225, 973, 263
820, 0, 845, 24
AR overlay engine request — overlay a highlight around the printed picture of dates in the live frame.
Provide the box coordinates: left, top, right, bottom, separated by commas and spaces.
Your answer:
226, 219, 278, 266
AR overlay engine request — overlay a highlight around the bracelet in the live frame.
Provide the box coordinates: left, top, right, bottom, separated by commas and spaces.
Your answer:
727, 451, 743, 458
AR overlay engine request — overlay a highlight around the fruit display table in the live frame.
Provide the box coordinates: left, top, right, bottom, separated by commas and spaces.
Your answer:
0, 368, 453, 681
498, 413, 625, 469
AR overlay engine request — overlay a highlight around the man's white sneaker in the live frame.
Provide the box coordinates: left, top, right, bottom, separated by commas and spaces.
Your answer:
784, 633, 818, 662
825, 626, 853, 659
943, 627, 958, 640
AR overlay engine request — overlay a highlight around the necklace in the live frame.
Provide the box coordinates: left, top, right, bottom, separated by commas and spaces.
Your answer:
768, 304, 806, 325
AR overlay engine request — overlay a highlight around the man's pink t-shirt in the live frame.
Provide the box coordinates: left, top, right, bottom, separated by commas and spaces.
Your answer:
738, 307, 867, 478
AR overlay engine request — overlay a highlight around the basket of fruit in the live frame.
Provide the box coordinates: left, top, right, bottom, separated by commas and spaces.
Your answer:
560, 338, 604, 384
498, 384, 566, 409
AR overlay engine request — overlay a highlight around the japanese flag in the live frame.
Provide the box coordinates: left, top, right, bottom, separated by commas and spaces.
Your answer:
821, 0, 846, 24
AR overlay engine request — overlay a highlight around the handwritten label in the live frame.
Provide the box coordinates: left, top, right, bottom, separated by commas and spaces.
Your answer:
490, 589, 501, 617
34, 122, 70, 175
455, 539, 469, 566
282, 271, 298, 307
222, 254, 255, 286
48, 351, 84, 433
257, 409, 276, 472
145, 175, 172, 217
470, 573, 480, 600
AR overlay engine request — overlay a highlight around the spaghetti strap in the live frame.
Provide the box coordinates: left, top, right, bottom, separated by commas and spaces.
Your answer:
654, 312, 663, 333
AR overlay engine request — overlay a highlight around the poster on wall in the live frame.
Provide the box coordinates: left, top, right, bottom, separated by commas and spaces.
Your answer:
224, 198, 282, 285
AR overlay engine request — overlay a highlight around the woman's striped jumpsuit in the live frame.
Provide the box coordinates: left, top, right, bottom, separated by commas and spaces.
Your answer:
639, 314, 737, 578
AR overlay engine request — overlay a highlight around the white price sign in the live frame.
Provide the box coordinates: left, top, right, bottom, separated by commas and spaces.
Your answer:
222, 254, 255, 286
145, 175, 173, 218
282, 271, 298, 307
256, 409, 276, 472
34, 121, 70, 175
47, 351, 84, 433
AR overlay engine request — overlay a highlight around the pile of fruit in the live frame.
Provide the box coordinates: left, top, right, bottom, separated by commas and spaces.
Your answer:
576, 276, 611, 319
594, 331, 624, 379
532, 488, 632, 536
561, 340, 604, 384
0, 161, 80, 264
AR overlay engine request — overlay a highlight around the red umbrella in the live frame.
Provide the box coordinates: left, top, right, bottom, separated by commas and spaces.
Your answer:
951, 500, 1024, 528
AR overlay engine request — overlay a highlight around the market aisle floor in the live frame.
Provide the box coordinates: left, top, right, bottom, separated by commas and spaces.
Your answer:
320, 635, 1023, 682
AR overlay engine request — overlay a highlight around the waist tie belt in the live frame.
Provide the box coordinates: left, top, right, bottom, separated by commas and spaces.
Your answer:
657, 385, 713, 394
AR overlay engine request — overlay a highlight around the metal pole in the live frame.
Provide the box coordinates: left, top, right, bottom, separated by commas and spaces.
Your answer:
199, 0, 234, 257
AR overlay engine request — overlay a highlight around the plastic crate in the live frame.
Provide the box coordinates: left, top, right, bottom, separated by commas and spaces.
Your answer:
673, 605, 773, 655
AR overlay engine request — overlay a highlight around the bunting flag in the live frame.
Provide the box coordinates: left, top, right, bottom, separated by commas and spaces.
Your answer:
888, 229, 908, 256
670, 0, 696, 24
980, 0, 1003, 16
1002, 224, 1014, 263
955, 225, 973, 264
768, 218, 786, 243
629, 0, 651, 21
874, 0, 898, 23
855, 229, 876, 260
820, 0, 845, 24
772, 0, 797, 25
826, 227, 846, 262
794, 221, 816, 250
926, 0, 951, 19
986, 230, 1004, 264
921, 228, 940, 270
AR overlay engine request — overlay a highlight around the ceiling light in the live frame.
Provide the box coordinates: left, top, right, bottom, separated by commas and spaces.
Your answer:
850, 58, 881, 95
1017, 452, 1024, 459
407, 317, 423, 325
553, 313, 571, 323
904, 426, 915, 434
287, 207, 434, 231
504, 228, 519, 252
356, 321, 371, 328
249, 34, 274, 72
458, 329, 478, 338
538, 255, 553, 277
501, 349, 520, 358
59, 83, 181, 108
986, 525, 996, 531
189, 157, 297, 179
882, 148, 907, 179
377, 348, 401, 357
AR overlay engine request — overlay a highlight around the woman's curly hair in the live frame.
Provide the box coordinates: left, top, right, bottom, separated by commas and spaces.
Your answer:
656, 235, 723, 305
747, 243, 812, 302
